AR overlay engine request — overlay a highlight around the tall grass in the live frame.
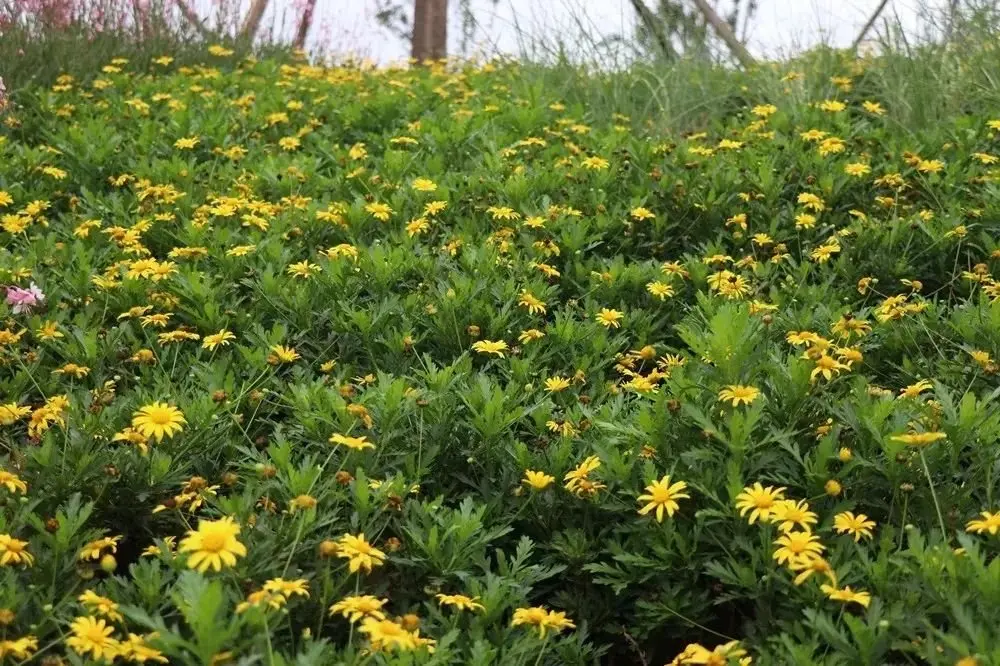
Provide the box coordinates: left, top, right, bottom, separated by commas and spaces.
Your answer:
2, 0, 1000, 134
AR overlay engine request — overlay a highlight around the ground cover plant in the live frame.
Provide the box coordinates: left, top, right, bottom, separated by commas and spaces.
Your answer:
3, 42, 1000, 665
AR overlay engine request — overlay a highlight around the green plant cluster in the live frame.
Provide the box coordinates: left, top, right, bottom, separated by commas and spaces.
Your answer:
2, 45, 1000, 665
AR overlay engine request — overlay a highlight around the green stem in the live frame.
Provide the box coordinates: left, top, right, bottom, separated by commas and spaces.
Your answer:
263, 614, 275, 666
280, 513, 307, 578
897, 493, 909, 550
919, 449, 947, 538
532, 636, 550, 666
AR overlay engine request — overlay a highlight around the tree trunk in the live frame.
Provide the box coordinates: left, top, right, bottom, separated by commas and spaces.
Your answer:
411, 0, 448, 62
628, 0, 673, 59
689, 0, 755, 69
293, 0, 317, 49
239, 0, 270, 40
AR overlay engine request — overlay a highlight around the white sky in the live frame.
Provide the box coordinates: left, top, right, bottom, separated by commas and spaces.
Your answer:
295, 0, 946, 63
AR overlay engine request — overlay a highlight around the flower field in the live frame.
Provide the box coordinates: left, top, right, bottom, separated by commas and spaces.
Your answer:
2, 48, 1000, 665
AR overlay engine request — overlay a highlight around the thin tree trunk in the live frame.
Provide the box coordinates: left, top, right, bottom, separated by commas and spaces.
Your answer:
689, 0, 756, 68
292, 0, 317, 49
850, 0, 890, 51
239, 0, 270, 40
411, 0, 448, 62
173, 0, 212, 38
628, 0, 672, 59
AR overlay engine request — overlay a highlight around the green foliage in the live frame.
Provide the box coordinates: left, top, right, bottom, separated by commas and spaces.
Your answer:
3, 33, 1000, 666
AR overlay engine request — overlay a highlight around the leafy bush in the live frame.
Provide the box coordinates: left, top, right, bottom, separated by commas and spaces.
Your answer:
2, 44, 1000, 665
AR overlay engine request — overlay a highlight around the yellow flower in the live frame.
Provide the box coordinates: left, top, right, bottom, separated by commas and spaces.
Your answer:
66, 616, 120, 661
435, 593, 485, 612
735, 483, 786, 524
543, 376, 571, 393
646, 281, 675, 300
78, 590, 123, 622
890, 431, 947, 447
844, 162, 871, 177
132, 402, 186, 441
329, 433, 375, 451
595, 308, 624, 328
202, 329, 235, 350
833, 512, 876, 541
78, 536, 120, 561
365, 202, 393, 221
286, 261, 321, 279
289, 495, 317, 512
0, 535, 33, 567
179, 516, 247, 573
788, 554, 837, 586
518, 290, 547, 315
0, 470, 27, 494
671, 640, 747, 665
0, 403, 31, 425
511, 606, 575, 638
263, 578, 310, 599
916, 159, 945, 173
522, 470, 555, 490
718, 384, 760, 407
966, 511, 1000, 535
411, 178, 437, 192
810, 354, 849, 382
0, 635, 39, 660
472, 340, 508, 357
336, 533, 386, 573
359, 617, 418, 652
563, 455, 601, 493
580, 155, 609, 170
174, 136, 199, 149
773, 531, 824, 565
862, 100, 885, 115
630, 206, 654, 220
329, 595, 387, 623
898, 379, 933, 399
268, 344, 300, 364
424, 200, 448, 216
772, 500, 818, 533
820, 584, 871, 608
118, 633, 168, 663
35, 320, 63, 340
518, 329, 545, 344
637, 475, 690, 522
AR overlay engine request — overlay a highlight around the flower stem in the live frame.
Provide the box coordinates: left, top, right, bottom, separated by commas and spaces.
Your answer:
919, 449, 947, 537
532, 636, 550, 666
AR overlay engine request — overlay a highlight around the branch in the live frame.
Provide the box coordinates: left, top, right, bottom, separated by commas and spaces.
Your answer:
628, 0, 672, 59
689, 0, 756, 68
850, 0, 889, 52
173, 0, 212, 39
239, 0, 270, 41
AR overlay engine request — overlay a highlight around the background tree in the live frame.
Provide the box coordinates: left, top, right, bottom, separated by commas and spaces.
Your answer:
631, 0, 757, 65
375, 0, 499, 61
410, 0, 448, 61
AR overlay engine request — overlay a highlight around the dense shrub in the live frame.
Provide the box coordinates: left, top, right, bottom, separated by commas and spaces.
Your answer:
2, 45, 1000, 665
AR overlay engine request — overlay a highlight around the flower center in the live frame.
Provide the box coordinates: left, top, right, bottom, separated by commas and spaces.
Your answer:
148, 409, 171, 425
200, 532, 228, 552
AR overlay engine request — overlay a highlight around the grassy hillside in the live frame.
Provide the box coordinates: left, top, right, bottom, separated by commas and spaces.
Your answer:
2, 36, 1000, 665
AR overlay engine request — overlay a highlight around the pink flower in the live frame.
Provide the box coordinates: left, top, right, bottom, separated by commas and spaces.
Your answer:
5, 283, 44, 314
